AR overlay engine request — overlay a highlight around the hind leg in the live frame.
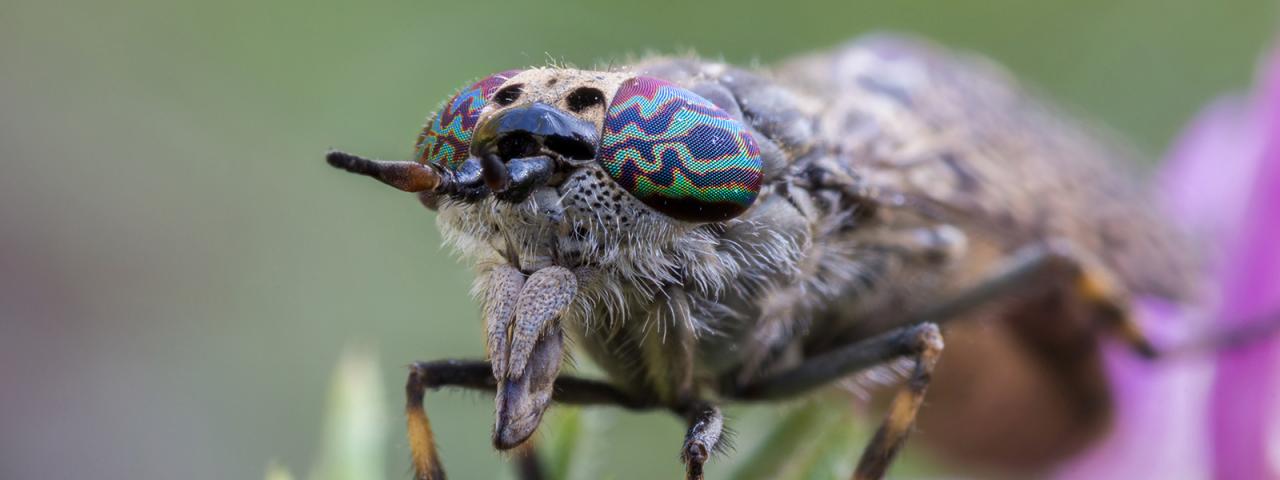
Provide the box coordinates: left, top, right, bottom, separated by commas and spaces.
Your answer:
730, 240, 1164, 479
733, 323, 946, 480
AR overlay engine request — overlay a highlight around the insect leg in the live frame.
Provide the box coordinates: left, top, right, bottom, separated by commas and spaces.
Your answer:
910, 240, 1156, 358
680, 402, 725, 480
729, 241, 1165, 479
731, 323, 943, 480
405, 360, 492, 480
405, 359, 656, 480
853, 328, 943, 480
1167, 310, 1280, 356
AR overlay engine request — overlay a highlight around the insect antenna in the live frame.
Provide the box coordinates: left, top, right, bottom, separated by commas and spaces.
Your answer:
325, 150, 451, 193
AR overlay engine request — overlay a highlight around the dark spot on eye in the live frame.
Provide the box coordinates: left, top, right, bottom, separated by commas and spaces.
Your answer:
494, 84, 523, 106
566, 87, 605, 112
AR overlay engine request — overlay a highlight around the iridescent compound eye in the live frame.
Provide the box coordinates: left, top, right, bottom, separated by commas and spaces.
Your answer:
415, 70, 522, 170
599, 76, 763, 222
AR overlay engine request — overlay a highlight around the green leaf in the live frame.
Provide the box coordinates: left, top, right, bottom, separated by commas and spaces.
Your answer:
731, 400, 865, 480
264, 461, 296, 480
796, 408, 859, 480
539, 407, 607, 480
308, 346, 388, 480
731, 403, 824, 480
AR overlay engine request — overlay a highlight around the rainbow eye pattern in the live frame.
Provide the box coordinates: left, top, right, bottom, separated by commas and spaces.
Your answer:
415, 70, 521, 170
599, 76, 763, 222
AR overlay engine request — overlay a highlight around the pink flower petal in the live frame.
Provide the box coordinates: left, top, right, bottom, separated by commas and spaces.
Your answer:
1209, 49, 1280, 480
1159, 97, 1267, 248
1057, 300, 1213, 479
1062, 46, 1280, 479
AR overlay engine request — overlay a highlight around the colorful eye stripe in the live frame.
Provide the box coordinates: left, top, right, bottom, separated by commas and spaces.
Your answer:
415, 70, 521, 170
600, 76, 763, 222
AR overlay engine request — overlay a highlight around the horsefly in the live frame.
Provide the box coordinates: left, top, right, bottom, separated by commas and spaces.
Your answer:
324, 35, 1207, 479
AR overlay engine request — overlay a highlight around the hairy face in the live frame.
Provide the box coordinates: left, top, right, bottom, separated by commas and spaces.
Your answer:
417, 68, 765, 272
371, 67, 771, 450
325, 67, 782, 376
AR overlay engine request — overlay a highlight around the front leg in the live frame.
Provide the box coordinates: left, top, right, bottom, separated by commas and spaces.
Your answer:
404, 359, 656, 480
405, 361, 492, 480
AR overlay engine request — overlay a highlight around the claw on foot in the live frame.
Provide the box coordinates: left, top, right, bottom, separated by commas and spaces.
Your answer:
681, 404, 723, 480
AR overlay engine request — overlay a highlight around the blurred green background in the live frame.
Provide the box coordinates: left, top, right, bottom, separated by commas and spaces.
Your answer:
2, 1, 1276, 479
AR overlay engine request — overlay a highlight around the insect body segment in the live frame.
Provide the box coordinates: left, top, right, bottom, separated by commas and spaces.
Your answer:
600, 76, 763, 222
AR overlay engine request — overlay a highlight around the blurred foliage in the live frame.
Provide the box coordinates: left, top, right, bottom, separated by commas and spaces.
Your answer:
1, 1, 1276, 479
310, 348, 387, 480
265, 462, 297, 480
732, 405, 856, 480
534, 408, 603, 480
270, 348, 387, 480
